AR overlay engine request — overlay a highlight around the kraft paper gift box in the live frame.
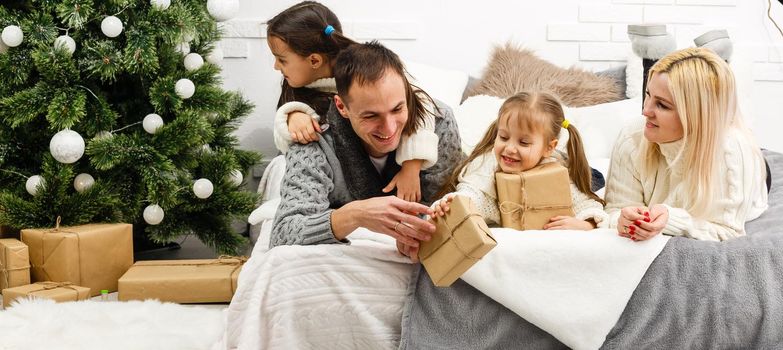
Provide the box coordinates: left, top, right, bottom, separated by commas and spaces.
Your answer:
21, 223, 133, 297
2, 281, 90, 308
418, 195, 497, 287
118, 256, 246, 303
496, 161, 575, 231
0, 239, 31, 290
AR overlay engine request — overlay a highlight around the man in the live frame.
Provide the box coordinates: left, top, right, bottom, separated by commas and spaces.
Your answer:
270, 41, 463, 260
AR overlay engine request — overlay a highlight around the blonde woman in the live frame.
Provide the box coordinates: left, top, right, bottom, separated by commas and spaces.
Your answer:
605, 47, 768, 242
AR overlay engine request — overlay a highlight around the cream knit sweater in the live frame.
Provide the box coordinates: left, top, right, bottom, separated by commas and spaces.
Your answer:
604, 120, 768, 241
438, 152, 609, 227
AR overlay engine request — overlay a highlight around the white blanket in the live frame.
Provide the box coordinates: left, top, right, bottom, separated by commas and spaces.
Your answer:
224, 229, 414, 350
461, 228, 669, 350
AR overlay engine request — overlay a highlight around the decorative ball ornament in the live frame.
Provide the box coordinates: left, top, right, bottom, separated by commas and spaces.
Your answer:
182, 31, 195, 43
25, 175, 45, 196
143, 113, 164, 134
49, 129, 85, 164
205, 48, 223, 65
73, 173, 95, 193
175, 42, 190, 56
143, 204, 165, 225
228, 169, 243, 186
101, 16, 123, 38
54, 35, 76, 55
150, 0, 171, 10
183, 53, 204, 71
207, 0, 239, 22
2, 25, 24, 47
193, 178, 214, 199
175, 79, 195, 99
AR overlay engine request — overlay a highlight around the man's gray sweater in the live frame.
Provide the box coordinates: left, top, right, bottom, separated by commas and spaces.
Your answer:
270, 101, 463, 247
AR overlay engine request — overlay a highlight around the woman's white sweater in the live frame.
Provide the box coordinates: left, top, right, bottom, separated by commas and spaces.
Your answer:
604, 120, 768, 241
439, 152, 609, 227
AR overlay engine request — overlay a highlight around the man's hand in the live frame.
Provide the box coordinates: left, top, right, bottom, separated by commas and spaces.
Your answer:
543, 216, 595, 231
288, 111, 321, 143
396, 240, 420, 262
331, 196, 435, 247
383, 159, 423, 203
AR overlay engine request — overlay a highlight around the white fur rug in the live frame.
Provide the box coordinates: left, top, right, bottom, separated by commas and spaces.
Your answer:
0, 298, 225, 350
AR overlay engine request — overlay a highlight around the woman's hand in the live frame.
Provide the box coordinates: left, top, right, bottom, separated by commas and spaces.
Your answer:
617, 205, 668, 241
543, 216, 595, 230
288, 111, 321, 143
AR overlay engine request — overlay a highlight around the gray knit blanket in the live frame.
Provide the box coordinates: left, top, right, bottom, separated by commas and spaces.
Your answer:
400, 150, 783, 349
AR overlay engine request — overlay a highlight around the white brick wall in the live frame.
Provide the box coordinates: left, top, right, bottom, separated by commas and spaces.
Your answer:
612, 0, 673, 4
611, 24, 632, 42
547, 23, 610, 41
675, 0, 736, 5
579, 43, 630, 61
643, 6, 704, 24
579, 5, 643, 23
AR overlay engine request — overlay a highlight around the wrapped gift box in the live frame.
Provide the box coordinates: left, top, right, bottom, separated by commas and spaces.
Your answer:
2, 282, 90, 308
496, 161, 575, 230
419, 195, 497, 287
118, 257, 246, 303
0, 238, 31, 290
21, 223, 133, 297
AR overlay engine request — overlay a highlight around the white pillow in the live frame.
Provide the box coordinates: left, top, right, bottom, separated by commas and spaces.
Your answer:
405, 60, 470, 110
454, 95, 641, 160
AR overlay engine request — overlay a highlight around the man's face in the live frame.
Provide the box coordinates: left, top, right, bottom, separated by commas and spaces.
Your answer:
334, 70, 408, 157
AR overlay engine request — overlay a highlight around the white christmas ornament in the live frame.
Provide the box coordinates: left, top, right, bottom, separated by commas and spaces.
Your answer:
193, 178, 214, 199
207, 0, 239, 22
205, 48, 223, 65
175, 79, 195, 99
49, 129, 85, 164
2, 25, 24, 47
183, 53, 204, 71
228, 169, 243, 186
101, 16, 123, 38
182, 31, 195, 43
25, 175, 45, 196
73, 173, 95, 193
143, 113, 164, 134
175, 42, 190, 56
150, 0, 171, 10
143, 204, 165, 225
54, 35, 76, 55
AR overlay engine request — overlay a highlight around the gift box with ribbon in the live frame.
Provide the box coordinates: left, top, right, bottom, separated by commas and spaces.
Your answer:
496, 161, 575, 230
0, 238, 31, 290
418, 195, 497, 287
2, 281, 91, 308
21, 220, 133, 297
118, 256, 247, 303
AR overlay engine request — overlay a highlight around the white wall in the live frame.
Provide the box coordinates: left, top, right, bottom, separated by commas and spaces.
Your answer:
217, 0, 783, 158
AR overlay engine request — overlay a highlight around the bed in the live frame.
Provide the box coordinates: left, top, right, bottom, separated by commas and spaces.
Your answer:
221, 47, 781, 349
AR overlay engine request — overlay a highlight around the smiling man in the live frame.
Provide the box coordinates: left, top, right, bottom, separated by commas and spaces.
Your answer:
270, 41, 463, 259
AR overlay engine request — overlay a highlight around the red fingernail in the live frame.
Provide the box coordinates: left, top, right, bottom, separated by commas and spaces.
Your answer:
631, 237, 637, 241
629, 226, 636, 231
634, 220, 642, 226
643, 217, 651, 222
644, 212, 650, 217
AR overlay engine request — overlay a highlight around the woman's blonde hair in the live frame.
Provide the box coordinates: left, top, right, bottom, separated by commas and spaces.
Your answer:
438, 91, 603, 204
643, 47, 759, 217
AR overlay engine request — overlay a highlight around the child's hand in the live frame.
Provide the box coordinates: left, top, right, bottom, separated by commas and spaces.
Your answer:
383, 159, 423, 202
288, 111, 322, 144
430, 194, 455, 219
543, 216, 595, 231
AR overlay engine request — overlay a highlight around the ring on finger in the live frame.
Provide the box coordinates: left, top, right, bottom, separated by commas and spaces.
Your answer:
394, 221, 403, 232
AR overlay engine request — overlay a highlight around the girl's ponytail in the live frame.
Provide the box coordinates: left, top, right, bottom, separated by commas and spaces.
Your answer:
563, 123, 605, 205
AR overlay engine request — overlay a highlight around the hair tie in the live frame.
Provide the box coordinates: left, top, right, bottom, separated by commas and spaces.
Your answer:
561, 119, 570, 129
324, 25, 335, 36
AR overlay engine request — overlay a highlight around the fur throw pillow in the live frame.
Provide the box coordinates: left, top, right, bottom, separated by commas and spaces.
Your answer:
467, 44, 626, 107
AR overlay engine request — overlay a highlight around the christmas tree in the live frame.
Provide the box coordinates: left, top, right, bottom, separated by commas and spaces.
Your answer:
0, 0, 259, 254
